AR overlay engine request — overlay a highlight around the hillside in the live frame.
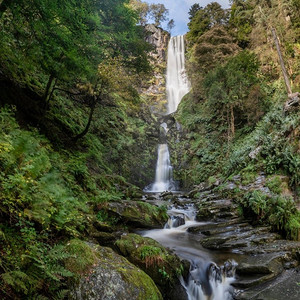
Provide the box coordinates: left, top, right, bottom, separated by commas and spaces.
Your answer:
0, 0, 299, 299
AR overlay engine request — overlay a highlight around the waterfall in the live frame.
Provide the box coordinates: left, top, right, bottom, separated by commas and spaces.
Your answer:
145, 35, 190, 193
150, 144, 175, 192
166, 35, 190, 114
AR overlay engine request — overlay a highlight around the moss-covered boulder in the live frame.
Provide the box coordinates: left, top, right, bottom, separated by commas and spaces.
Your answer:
69, 242, 162, 300
105, 200, 168, 229
115, 233, 189, 300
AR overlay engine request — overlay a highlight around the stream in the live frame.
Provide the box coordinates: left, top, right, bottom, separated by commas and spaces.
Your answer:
138, 33, 300, 300
139, 195, 242, 300
142, 35, 239, 300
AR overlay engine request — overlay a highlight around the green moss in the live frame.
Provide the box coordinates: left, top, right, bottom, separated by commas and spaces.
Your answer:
266, 175, 284, 194
65, 239, 97, 275
118, 267, 163, 300
115, 233, 184, 292
240, 165, 258, 185
286, 212, 300, 240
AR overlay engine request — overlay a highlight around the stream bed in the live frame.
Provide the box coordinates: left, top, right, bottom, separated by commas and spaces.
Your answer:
139, 192, 300, 300
139, 193, 241, 300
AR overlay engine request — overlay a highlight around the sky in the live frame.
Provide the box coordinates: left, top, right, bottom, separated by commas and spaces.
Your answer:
143, 0, 230, 36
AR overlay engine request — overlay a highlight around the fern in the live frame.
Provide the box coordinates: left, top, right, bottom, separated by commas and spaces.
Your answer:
53, 289, 69, 300
1, 271, 32, 294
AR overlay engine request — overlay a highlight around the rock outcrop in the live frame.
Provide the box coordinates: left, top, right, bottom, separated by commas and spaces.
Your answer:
70, 244, 163, 300
115, 233, 189, 300
186, 189, 300, 300
145, 24, 170, 62
142, 24, 170, 114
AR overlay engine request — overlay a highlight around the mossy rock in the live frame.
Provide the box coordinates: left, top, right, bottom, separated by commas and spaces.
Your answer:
69, 242, 162, 300
115, 233, 189, 299
105, 200, 168, 229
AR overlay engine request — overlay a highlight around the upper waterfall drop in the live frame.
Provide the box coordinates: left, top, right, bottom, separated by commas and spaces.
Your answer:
145, 35, 189, 193
166, 35, 190, 114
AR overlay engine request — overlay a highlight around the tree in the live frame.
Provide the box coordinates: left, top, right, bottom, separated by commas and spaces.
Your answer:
187, 2, 229, 44
149, 3, 169, 27
187, 26, 240, 100
203, 51, 261, 141
129, 0, 150, 26
0, 0, 151, 104
167, 19, 175, 33
229, 0, 254, 48
188, 4, 201, 20
73, 56, 140, 140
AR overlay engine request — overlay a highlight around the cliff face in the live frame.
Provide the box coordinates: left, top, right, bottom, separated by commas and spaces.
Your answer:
142, 24, 170, 114
145, 24, 170, 63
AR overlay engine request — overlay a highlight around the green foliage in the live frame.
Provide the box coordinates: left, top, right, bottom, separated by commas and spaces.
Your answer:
240, 165, 258, 185
158, 267, 170, 280
187, 2, 229, 44
64, 239, 97, 275
139, 245, 162, 260
0, 0, 150, 94
266, 175, 283, 194
0, 105, 154, 297
238, 190, 300, 238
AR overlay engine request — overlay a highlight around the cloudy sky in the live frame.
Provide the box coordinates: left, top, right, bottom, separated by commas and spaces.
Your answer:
143, 0, 230, 36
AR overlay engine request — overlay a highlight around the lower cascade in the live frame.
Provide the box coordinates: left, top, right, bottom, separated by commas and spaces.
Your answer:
147, 143, 176, 192
142, 200, 237, 300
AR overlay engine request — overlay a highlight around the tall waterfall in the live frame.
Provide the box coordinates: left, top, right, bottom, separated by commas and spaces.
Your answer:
146, 35, 189, 193
166, 35, 190, 114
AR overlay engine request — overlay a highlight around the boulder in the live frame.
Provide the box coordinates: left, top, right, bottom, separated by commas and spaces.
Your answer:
69, 244, 162, 300
115, 233, 189, 300
235, 268, 300, 300
105, 200, 168, 229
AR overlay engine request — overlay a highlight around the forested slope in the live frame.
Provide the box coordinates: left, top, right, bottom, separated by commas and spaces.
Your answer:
172, 0, 300, 239
0, 1, 166, 298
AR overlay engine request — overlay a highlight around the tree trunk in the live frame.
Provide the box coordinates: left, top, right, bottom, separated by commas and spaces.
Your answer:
45, 78, 58, 109
230, 104, 235, 138
271, 28, 292, 95
43, 74, 55, 103
227, 107, 231, 144
73, 97, 96, 141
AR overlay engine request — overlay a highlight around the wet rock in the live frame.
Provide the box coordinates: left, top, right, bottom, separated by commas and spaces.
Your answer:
200, 236, 231, 249
105, 200, 168, 229
70, 244, 162, 300
236, 254, 283, 276
165, 215, 185, 228
115, 233, 189, 300
234, 268, 300, 300
93, 220, 114, 233
160, 191, 178, 201
90, 231, 123, 247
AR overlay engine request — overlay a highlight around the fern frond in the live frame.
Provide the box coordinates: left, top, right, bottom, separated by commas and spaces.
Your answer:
1, 271, 30, 294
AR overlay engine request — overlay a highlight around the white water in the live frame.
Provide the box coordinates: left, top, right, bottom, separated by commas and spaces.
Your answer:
142, 204, 236, 300
146, 35, 190, 192
166, 35, 190, 114
150, 144, 175, 192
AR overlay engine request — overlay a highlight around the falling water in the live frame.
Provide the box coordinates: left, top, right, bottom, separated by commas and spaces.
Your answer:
166, 35, 190, 114
150, 144, 175, 192
143, 35, 236, 299
142, 204, 237, 300
145, 35, 190, 192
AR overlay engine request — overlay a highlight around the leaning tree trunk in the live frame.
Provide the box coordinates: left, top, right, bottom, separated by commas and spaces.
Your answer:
43, 74, 55, 104
271, 28, 292, 95
73, 97, 96, 141
45, 78, 58, 109
230, 104, 235, 138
